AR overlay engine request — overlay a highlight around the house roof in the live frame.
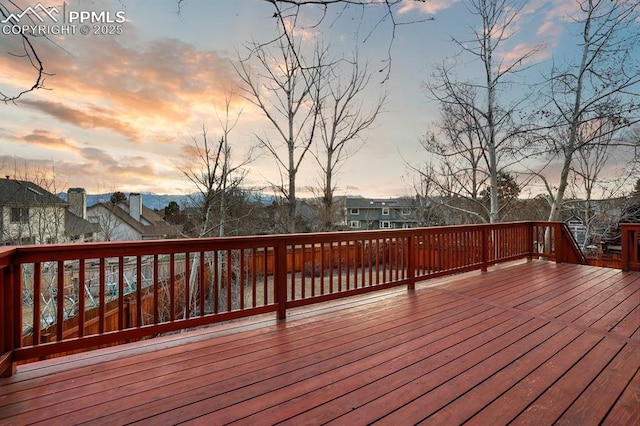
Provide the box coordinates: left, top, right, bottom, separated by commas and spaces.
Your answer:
89, 202, 177, 238
346, 197, 414, 209
0, 179, 68, 206
64, 211, 100, 236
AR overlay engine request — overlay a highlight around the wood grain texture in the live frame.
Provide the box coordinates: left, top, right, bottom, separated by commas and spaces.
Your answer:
0, 261, 638, 425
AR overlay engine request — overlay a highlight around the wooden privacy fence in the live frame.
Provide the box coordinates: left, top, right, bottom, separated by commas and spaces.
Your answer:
0, 221, 605, 376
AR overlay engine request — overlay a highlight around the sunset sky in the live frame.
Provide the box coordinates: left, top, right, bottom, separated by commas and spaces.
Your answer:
1, 0, 636, 199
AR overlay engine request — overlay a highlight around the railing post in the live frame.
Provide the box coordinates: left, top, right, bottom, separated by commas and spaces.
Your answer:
1, 263, 17, 377
621, 226, 630, 272
407, 235, 415, 291
275, 239, 288, 320
555, 223, 563, 264
481, 228, 488, 272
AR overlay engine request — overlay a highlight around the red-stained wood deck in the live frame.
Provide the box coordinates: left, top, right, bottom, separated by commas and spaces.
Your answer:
1, 260, 639, 425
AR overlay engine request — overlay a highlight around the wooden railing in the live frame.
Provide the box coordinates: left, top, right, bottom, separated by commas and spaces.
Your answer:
0, 221, 590, 377
621, 224, 640, 272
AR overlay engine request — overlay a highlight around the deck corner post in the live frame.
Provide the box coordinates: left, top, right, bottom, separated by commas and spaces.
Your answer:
275, 239, 287, 320
555, 223, 563, 264
621, 226, 629, 272
1, 259, 18, 377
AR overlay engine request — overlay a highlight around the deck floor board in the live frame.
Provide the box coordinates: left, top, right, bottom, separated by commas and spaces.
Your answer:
1, 260, 638, 425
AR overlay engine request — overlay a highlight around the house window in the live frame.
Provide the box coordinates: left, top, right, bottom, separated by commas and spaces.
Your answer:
401, 208, 411, 216
382, 207, 389, 216
10, 207, 29, 223
380, 221, 391, 229
350, 220, 361, 228
350, 208, 360, 215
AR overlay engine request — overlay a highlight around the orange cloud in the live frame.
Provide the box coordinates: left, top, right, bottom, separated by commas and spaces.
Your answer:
1, 21, 241, 141
21, 100, 143, 141
13, 129, 74, 149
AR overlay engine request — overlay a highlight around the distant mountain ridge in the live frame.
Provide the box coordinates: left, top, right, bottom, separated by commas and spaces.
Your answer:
58, 192, 276, 210
57, 192, 198, 210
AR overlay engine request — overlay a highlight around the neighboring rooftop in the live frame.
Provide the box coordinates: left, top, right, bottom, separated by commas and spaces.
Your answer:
0, 178, 68, 206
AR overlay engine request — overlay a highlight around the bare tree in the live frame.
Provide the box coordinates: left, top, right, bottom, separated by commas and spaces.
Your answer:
213, 95, 245, 238
536, 0, 640, 221
235, 18, 323, 233
177, 0, 433, 82
0, 2, 48, 103
310, 52, 385, 231
423, 0, 540, 223
414, 87, 491, 222
180, 102, 252, 313
181, 124, 248, 238
566, 122, 639, 247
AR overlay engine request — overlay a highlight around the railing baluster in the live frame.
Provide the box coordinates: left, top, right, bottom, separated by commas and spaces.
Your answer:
337, 242, 343, 292
98, 258, 105, 334
118, 257, 124, 330
251, 248, 257, 307
199, 251, 205, 316
240, 249, 245, 310
184, 252, 190, 320
289, 246, 295, 301
33, 263, 41, 345
226, 249, 232, 312
301, 244, 306, 299
214, 250, 219, 314
153, 254, 159, 325
311, 243, 317, 297
78, 260, 85, 338
320, 243, 326, 295
56, 260, 64, 341
135, 257, 141, 327
169, 253, 175, 322
329, 242, 334, 294
262, 248, 268, 305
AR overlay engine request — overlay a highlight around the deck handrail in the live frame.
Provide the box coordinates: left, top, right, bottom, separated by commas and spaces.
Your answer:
0, 221, 593, 377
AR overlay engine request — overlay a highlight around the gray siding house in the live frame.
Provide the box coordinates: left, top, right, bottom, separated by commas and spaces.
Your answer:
0, 179, 98, 245
345, 197, 420, 230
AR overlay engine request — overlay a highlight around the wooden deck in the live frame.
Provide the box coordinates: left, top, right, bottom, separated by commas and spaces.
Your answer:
1, 260, 639, 425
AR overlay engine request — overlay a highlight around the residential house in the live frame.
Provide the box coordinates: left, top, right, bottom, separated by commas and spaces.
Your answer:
0, 179, 98, 245
345, 197, 420, 230
65, 188, 99, 243
87, 193, 176, 241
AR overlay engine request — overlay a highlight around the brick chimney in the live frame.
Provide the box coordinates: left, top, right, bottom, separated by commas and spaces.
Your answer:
68, 188, 87, 219
129, 193, 142, 222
